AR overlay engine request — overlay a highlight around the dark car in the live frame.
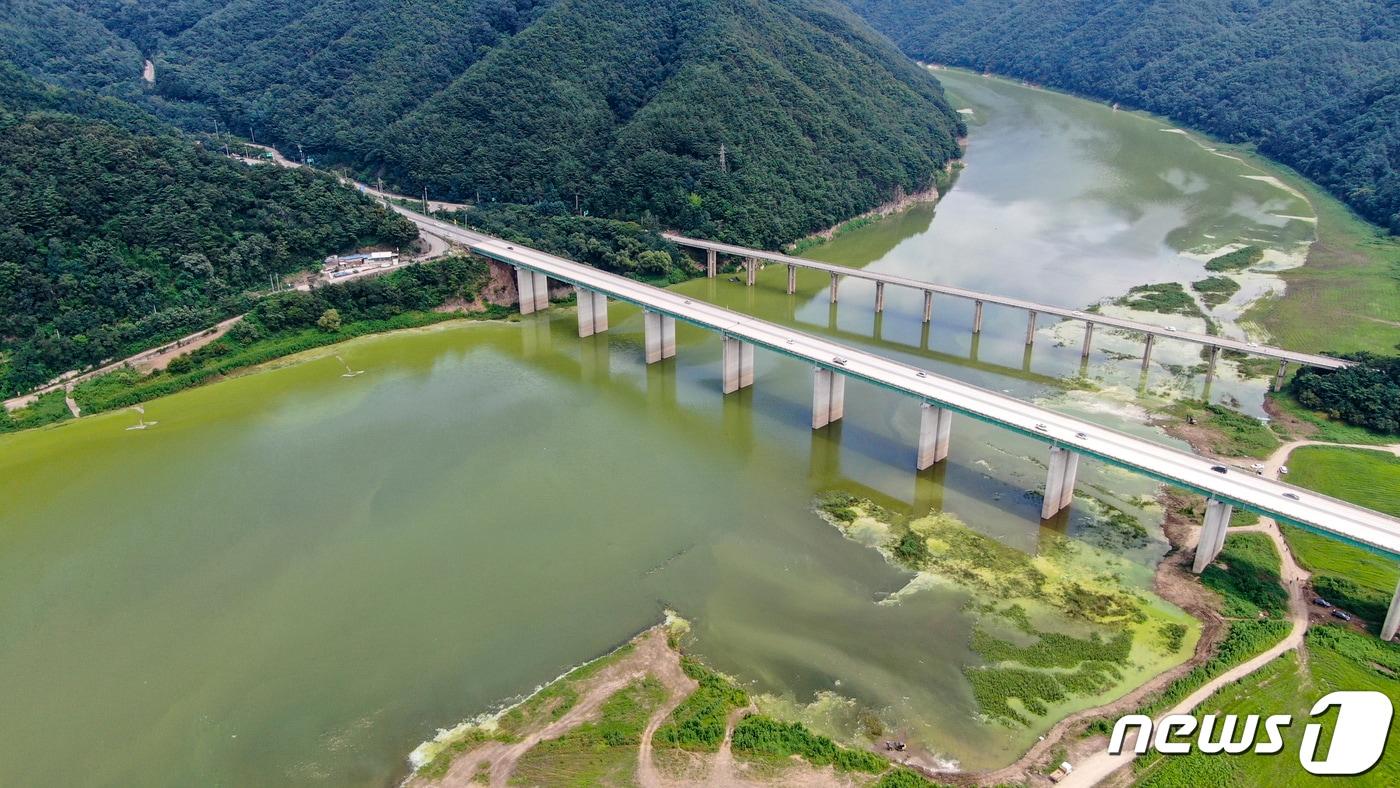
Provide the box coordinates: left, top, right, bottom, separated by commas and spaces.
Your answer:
1312, 597, 1332, 607
1211, 465, 1228, 474
1331, 610, 1352, 622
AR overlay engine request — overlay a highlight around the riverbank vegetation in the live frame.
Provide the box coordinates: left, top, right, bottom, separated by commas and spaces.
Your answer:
1158, 400, 1281, 459
1113, 282, 1206, 319
56, 257, 496, 416
1289, 354, 1400, 434
1131, 626, 1400, 787
0, 68, 416, 396
816, 494, 1197, 735
847, 0, 1399, 234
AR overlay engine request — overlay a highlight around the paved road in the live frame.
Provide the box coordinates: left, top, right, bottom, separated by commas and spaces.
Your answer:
399, 207, 1400, 559
665, 234, 1351, 371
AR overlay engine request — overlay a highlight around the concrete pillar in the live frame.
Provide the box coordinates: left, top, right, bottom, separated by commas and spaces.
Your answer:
830, 273, 840, 304
576, 287, 607, 337
786, 265, 797, 294
917, 403, 952, 470
811, 368, 847, 429
1142, 333, 1156, 370
1206, 345, 1221, 383
517, 267, 537, 315
1041, 445, 1080, 519
722, 336, 754, 394
922, 290, 934, 323
875, 282, 886, 313
1192, 499, 1234, 573
1081, 322, 1095, 359
576, 285, 594, 337
1273, 360, 1289, 391
661, 315, 676, 360
745, 258, 757, 286
706, 249, 717, 278
1383, 578, 1400, 641
644, 311, 663, 364
1025, 310, 1038, 346
973, 300, 984, 334
591, 291, 608, 333
532, 271, 549, 312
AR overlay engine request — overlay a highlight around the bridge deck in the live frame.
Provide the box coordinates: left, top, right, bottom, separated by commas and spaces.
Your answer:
664, 234, 1351, 371
401, 209, 1399, 558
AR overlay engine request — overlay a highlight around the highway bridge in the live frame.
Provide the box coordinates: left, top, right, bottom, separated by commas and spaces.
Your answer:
664, 234, 1352, 389
395, 207, 1400, 640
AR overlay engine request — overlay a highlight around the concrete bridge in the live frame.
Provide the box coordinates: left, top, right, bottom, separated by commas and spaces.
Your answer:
664, 234, 1352, 390
397, 208, 1400, 640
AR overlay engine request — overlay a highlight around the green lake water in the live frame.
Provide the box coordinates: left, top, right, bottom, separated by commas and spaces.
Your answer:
0, 73, 1316, 785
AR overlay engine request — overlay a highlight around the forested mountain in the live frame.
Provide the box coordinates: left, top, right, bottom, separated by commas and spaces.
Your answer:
846, 0, 1400, 234
4, 0, 964, 248
0, 67, 416, 395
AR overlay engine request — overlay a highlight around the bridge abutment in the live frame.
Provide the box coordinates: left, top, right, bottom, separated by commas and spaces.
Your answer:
917, 403, 953, 470
1041, 445, 1080, 519
811, 368, 847, 429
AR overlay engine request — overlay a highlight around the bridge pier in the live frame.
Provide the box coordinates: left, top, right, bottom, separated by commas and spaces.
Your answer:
1081, 322, 1095, 359
706, 249, 717, 278
811, 368, 847, 429
1273, 360, 1289, 391
1384, 579, 1400, 640
1205, 345, 1221, 383
515, 267, 548, 314
745, 258, 757, 286
1142, 333, 1156, 370
643, 311, 676, 364
922, 290, 933, 323
1025, 310, 1038, 346
917, 403, 953, 470
875, 282, 886, 313
786, 264, 797, 294
1192, 498, 1234, 573
722, 336, 754, 394
830, 273, 840, 304
1041, 445, 1080, 519
576, 287, 608, 337
973, 300, 984, 334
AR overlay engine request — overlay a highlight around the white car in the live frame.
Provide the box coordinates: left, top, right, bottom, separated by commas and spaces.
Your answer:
1279, 465, 1289, 475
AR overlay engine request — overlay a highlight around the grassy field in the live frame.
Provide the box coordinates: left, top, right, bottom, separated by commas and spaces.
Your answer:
1241, 152, 1400, 356
0, 390, 72, 433
1132, 626, 1400, 787
1280, 446, 1400, 627
511, 676, 668, 786
1165, 400, 1281, 458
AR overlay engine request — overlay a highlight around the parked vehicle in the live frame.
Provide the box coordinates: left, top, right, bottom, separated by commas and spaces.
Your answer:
1331, 610, 1352, 622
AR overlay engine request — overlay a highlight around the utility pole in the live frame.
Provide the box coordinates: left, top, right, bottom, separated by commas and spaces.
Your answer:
423, 186, 429, 213
296, 142, 305, 165
249, 127, 256, 144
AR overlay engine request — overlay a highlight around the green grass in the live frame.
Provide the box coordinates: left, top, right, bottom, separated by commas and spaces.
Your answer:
654, 656, 749, 751
1190, 275, 1240, 307
1203, 245, 1264, 272
1241, 152, 1400, 356
1115, 282, 1206, 317
1170, 400, 1281, 458
731, 715, 887, 773
1199, 533, 1288, 620
1133, 626, 1400, 787
875, 769, 953, 787
1279, 445, 1400, 627
1269, 391, 1400, 445
510, 676, 668, 786
0, 390, 72, 433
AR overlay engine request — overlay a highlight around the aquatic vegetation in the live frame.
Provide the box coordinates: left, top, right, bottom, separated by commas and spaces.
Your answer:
1114, 282, 1206, 318
1190, 275, 1240, 307
1204, 245, 1264, 272
731, 715, 887, 773
654, 656, 749, 751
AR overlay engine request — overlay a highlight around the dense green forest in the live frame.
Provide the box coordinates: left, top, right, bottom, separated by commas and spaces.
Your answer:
846, 0, 1400, 234
0, 67, 416, 396
1291, 354, 1400, 434
3, 0, 964, 249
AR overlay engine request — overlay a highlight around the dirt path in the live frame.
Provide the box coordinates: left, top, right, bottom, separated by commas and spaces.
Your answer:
1058, 442, 1314, 787
636, 638, 700, 788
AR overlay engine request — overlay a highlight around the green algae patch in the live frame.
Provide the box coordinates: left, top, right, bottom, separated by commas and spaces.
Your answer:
815, 493, 1199, 732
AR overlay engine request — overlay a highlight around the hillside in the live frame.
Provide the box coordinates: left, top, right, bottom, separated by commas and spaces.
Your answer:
0, 66, 417, 395
10, 0, 964, 249
846, 0, 1400, 234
